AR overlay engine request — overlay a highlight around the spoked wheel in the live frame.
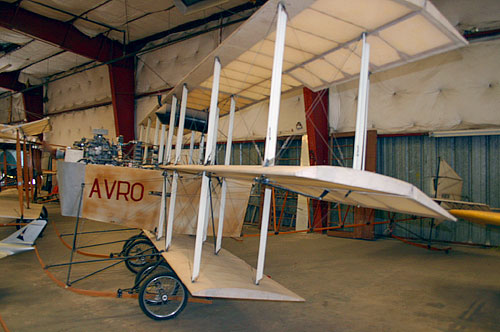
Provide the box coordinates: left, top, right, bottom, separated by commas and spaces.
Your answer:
139, 272, 188, 320
134, 261, 173, 288
124, 239, 159, 274
121, 233, 148, 254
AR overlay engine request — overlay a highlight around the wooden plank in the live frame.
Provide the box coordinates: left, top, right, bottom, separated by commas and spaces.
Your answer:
146, 231, 304, 301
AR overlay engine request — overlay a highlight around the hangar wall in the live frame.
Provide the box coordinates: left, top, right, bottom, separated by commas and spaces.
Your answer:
330, 39, 500, 134
44, 105, 116, 146
330, 134, 500, 246
0, 94, 25, 123
375, 135, 500, 246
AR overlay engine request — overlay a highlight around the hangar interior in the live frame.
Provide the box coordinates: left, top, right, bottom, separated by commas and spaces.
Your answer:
0, 0, 499, 331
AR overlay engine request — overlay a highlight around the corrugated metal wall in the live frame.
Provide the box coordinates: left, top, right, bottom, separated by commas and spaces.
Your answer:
375, 134, 500, 246
219, 134, 499, 245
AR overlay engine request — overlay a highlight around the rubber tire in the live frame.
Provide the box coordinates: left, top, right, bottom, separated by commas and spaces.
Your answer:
121, 233, 148, 253
135, 261, 173, 287
138, 272, 188, 320
124, 239, 159, 274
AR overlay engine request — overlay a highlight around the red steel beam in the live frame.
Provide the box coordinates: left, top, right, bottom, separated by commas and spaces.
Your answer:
23, 86, 44, 123
0, 71, 43, 123
0, 71, 24, 91
108, 59, 135, 143
0, 2, 135, 141
303, 87, 330, 230
0, 2, 123, 62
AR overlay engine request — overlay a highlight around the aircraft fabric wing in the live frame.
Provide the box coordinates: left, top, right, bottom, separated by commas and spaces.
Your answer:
162, 164, 456, 221
142, 0, 467, 124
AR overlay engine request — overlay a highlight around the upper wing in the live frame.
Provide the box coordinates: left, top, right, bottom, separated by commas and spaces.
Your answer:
162, 164, 456, 221
142, 0, 467, 123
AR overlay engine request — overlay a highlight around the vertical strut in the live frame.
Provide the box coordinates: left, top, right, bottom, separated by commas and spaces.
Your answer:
216, 97, 236, 253
158, 124, 166, 163
192, 57, 221, 282
188, 131, 196, 164
256, 2, 287, 285
352, 33, 370, 171
143, 117, 151, 164
166, 85, 188, 250
165, 95, 178, 165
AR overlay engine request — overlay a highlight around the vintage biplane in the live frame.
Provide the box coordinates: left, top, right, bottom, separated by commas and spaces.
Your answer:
432, 158, 500, 226
57, 0, 466, 320
0, 118, 51, 226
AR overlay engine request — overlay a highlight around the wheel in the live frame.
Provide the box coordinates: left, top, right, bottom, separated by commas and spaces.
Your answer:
124, 239, 159, 274
121, 233, 148, 253
138, 272, 188, 320
134, 261, 173, 287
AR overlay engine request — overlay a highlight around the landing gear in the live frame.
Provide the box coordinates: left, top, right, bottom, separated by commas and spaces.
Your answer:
124, 239, 159, 274
138, 272, 188, 320
134, 261, 173, 287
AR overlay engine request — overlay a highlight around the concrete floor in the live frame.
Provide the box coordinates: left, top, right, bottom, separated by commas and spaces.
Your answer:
1, 203, 500, 332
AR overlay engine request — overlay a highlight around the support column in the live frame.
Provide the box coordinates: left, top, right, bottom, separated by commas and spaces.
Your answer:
303, 87, 329, 230
352, 33, 370, 171
108, 59, 135, 143
22, 86, 44, 123
166, 85, 188, 250
256, 2, 287, 285
216, 96, 236, 253
192, 57, 221, 282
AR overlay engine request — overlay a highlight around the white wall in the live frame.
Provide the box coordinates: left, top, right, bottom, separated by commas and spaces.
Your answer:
44, 105, 116, 146
329, 39, 500, 134
46, 65, 111, 114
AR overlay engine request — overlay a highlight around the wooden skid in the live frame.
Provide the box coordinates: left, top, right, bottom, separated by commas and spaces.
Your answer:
145, 231, 304, 302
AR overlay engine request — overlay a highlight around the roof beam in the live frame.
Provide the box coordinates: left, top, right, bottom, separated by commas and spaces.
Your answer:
0, 1, 124, 62
0, 71, 43, 123
0, 71, 24, 92
0, 2, 135, 141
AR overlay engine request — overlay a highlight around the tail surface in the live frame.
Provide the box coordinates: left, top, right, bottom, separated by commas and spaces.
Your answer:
1, 219, 47, 245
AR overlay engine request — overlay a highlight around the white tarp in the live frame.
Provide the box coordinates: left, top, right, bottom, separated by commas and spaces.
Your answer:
330, 39, 500, 134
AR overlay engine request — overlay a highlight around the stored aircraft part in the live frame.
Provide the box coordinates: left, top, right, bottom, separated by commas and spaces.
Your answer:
431, 159, 463, 200
73, 133, 123, 165
139, 272, 188, 320
156, 107, 208, 133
